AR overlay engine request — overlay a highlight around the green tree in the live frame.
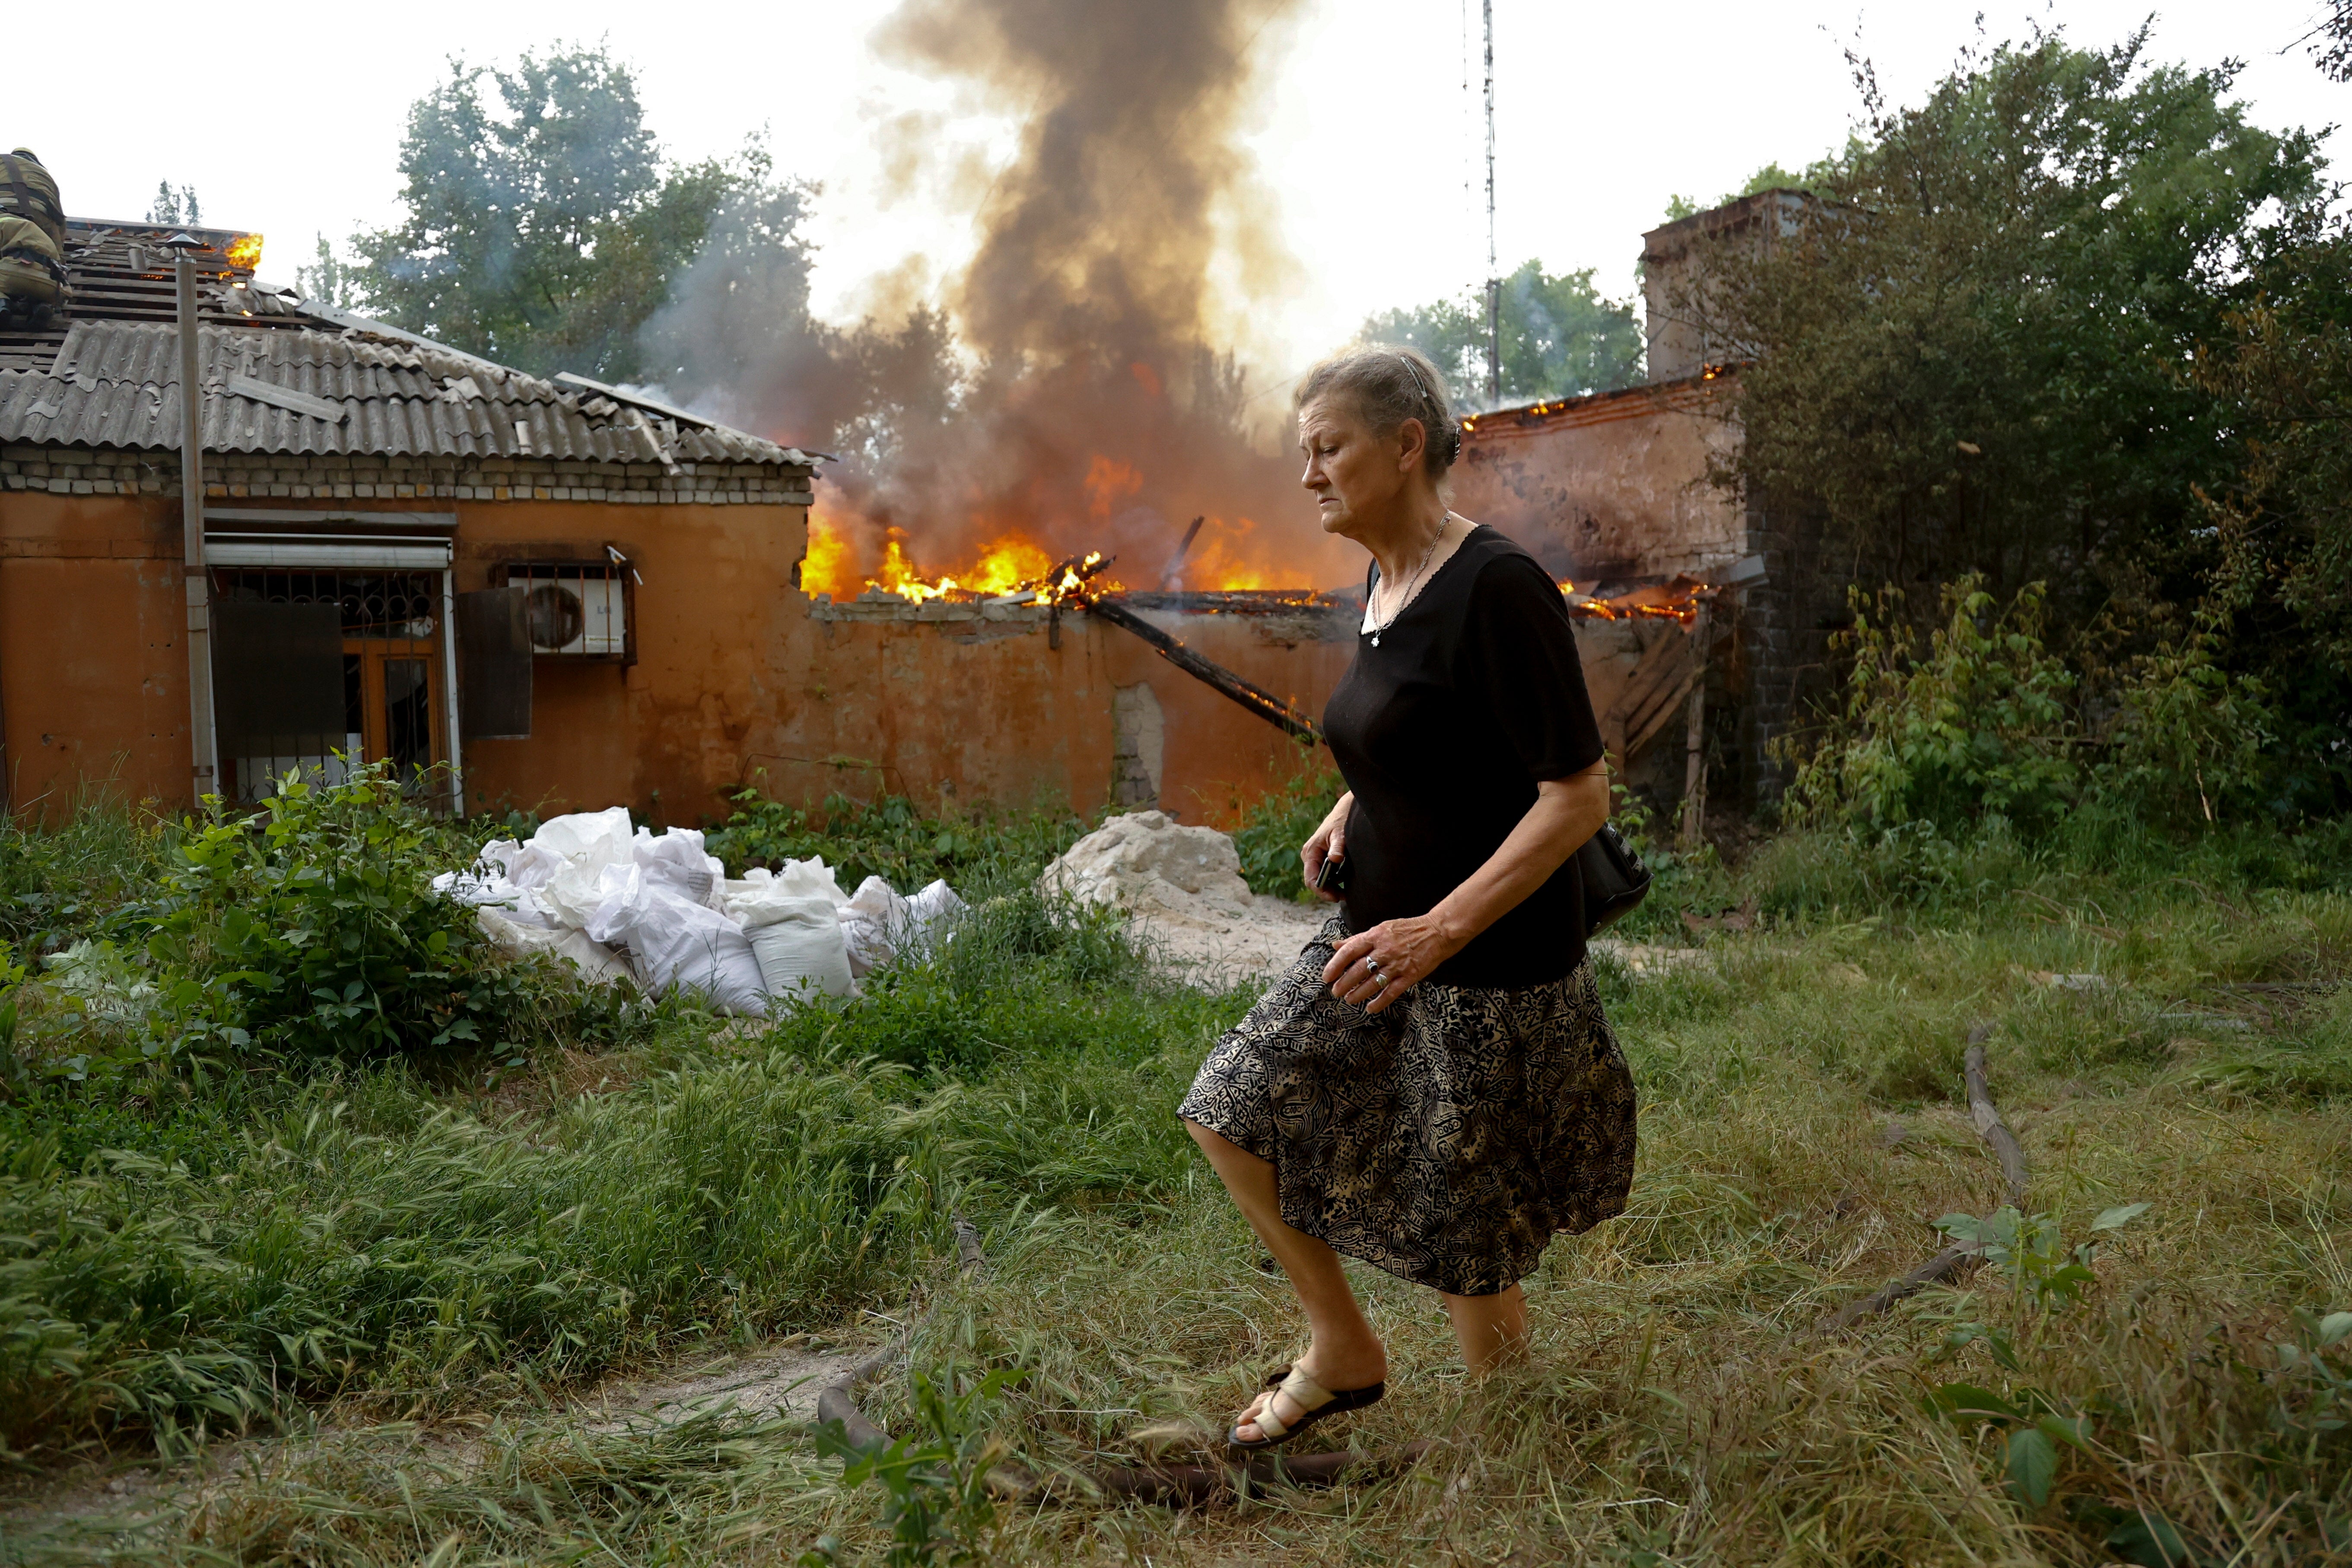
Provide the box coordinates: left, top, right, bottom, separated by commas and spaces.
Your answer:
1680, 30, 2323, 620
294, 235, 356, 310
2301, 0, 2352, 80
145, 182, 200, 226
1662, 146, 1862, 221
351, 45, 811, 384
2184, 215, 2352, 813
1365, 258, 1642, 407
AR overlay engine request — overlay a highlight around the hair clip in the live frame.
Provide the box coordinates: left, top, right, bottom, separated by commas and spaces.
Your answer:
1395, 354, 1430, 403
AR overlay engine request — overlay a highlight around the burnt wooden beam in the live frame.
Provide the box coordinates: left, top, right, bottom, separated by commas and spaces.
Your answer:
1084, 595, 1323, 743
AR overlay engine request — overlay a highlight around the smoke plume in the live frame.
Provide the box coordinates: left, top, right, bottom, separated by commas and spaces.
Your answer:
652, 0, 1357, 595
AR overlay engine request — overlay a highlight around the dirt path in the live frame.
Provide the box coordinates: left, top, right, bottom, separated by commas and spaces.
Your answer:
578, 1336, 862, 1432
0, 1331, 876, 1559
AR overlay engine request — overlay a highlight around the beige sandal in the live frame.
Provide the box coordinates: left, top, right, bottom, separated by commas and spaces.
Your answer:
1226, 1363, 1386, 1451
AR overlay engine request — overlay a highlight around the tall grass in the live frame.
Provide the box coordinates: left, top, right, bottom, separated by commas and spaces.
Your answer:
3, 793, 2348, 1565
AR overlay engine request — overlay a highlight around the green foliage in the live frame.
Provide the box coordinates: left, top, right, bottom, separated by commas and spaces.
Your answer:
0, 789, 165, 955
1786, 576, 2078, 835
2185, 216, 2352, 814
704, 785, 1086, 896
2307, 2, 2352, 81
144, 181, 200, 227
2101, 610, 2276, 826
804, 1368, 1021, 1567
351, 44, 810, 384
1365, 257, 1644, 406
0, 940, 25, 1102
1922, 1379, 2094, 1509
1661, 149, 1859, 219
1936, 1202, 2148, 1313
1691, 30, 2323, 648
761, 887, 1239, 1077
292, 231, 357, 311
2266, 1307, 2352, 1468
1228, 751, 1343, 898
147, 766, 520, 1061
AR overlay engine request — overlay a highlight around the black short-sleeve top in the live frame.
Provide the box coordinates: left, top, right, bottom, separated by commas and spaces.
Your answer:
1322, 524, 1607, 987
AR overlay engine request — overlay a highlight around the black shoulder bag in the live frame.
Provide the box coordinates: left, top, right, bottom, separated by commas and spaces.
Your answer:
1576, 821, 1651, 935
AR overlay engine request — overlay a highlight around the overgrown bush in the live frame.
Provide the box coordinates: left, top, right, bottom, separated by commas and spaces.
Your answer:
1785, 575, 2077, 835
141, 766, 528, 1062
2101, 609, 2277, 827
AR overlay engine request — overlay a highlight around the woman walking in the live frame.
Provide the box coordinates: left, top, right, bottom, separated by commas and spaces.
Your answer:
1178, 346, 1635, 1450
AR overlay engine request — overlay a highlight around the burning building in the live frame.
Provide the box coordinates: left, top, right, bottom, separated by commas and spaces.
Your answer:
0, 190, 1806, 833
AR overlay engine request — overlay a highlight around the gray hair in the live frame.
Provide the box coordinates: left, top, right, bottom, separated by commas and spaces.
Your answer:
1294, 344, 1463, 479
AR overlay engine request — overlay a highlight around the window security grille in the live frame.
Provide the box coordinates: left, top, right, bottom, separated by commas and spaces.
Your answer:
210, 568, 448, 802
503, 562, 630, 658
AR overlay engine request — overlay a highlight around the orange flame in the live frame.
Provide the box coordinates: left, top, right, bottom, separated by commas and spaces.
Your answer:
803, 449, 1331, 603
226, 233, 264, 270
804, 517, 1100, 603
1559, 573, 1716, 624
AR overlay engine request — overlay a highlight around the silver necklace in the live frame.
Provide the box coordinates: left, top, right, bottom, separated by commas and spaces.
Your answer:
1367, 515, 1449, 647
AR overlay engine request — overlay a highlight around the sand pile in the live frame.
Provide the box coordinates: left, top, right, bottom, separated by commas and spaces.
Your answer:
1039, 812, 1323, 989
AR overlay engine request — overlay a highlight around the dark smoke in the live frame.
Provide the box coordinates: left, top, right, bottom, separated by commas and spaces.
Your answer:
648, 0, 1354, 593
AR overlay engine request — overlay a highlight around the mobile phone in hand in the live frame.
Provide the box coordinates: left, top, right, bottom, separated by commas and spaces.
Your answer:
1313, 853, 1350, 895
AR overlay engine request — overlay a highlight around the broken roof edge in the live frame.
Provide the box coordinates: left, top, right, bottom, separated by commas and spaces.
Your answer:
183, 304, 818, 470
1639, 187, 1824, 253
553, 372, 829, 467
1458, 366, 1739, 437
277, 295, 511, 376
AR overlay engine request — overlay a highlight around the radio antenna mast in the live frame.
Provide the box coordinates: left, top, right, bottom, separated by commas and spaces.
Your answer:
1482, 0, 1500, 405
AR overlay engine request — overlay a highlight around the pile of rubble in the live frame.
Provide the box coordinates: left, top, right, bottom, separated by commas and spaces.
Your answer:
1039, 811, 1324, 987
433, 808, 962, 1015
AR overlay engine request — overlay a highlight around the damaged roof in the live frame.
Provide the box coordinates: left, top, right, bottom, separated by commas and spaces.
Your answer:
0, 221, 815, 469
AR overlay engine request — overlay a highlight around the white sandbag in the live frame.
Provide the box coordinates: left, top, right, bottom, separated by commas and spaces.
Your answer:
772, 856, 852, 907
720, 858, 849, 922
722, 860, 848, 929
747, 909, 856, 1001
841, 876, 910, 978
585, 863, 767, 1016
493, 839, 569, 894
631, 826, 721, 908
529, 807, 636, 864
431, 864, 556, 927
478, 907, 631, 986
906, 879, 967, 948
535, 809, 642, 929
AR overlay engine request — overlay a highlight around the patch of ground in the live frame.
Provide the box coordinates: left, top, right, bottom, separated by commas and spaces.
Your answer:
1131, 890, 1329, 989
0, 1330, 875, 1559
578, 1336, 862, 1432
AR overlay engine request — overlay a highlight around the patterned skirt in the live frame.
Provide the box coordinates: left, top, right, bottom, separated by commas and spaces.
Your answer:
1177, 916, 1636, 1297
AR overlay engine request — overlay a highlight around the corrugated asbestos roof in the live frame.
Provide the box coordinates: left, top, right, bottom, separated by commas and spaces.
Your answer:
0, 221, 815, 470
0, 319, 811, 467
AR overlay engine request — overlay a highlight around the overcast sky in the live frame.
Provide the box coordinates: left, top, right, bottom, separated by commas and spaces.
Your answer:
14, 0, 2342, 387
